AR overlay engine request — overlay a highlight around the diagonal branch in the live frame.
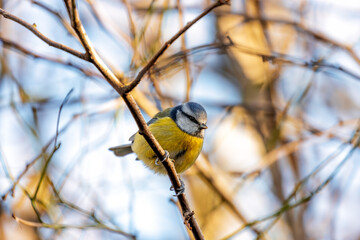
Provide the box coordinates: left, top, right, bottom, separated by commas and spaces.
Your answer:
121, 0, 231, 94
0, 36, 102, 78
68, 0, 199, 235
12, 214, 135, 238
232, 42, 360, 81
1, 0, 230, 238
176, 0, 192, 102
64, 0, 124, 94
224, 125, 360, 239
0, 8, 87, 60
31, 0, 78, 39
223, 12, 360, 66
66, 0, 231, 238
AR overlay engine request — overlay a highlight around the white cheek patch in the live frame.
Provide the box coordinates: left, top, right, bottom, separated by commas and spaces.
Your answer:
182, 103, 207, 125
176, 111, 198, 134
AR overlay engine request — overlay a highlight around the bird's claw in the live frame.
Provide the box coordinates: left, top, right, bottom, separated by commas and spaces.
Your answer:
170, 178, 185, 196
155, 150, 170, 166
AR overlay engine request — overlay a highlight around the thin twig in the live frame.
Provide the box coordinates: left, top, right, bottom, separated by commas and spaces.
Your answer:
0, 36, 108, 79
194, 159, 262, 236
84, 0, 132, 46
122, 0, 137, 39
31, 0, 78, 39
32, 146, 60, 201
1, 113, 79, 200
232, 43, 360, 81
149, 72, 167, 107
176, 0, 192, 101
67, 0, 227, 238
12, 214, 135, 238
55, 89, 73, 147
65, 0, 124, 93
121, 0, 231, 94
0, 8, 87, 60
223, 126, 360, 239
48, 180, 135, 239
222, 12, 360, 65
2, 0, 229, 238
32, 89, 73, 201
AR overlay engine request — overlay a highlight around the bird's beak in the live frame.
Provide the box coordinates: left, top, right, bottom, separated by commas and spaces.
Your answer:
200, 123, 208, 129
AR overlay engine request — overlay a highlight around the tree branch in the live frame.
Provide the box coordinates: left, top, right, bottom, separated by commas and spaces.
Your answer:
0, 7, 87, 60
224, 12, 360, 66
1, 0, 230, 237
232, 42, 360, 81
224, 125, 360, 239
12, 214, 135, 238
176, 0, 192, 102
121, 0, 231, 94
65, 0, 231, 238
31, 0, 78, 39
0, 36, 101, 78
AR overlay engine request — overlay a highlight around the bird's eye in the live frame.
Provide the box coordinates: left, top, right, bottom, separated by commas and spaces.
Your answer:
189, 116, 197, 122
188, 116, 200, 125
180, 109, 199, 124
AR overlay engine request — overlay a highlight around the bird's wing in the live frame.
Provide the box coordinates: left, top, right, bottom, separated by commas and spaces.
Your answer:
128, 107, 172, 142
147, 107, 171, 125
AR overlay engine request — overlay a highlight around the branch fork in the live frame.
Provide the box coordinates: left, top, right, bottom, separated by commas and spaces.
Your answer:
0, 1, 231, 239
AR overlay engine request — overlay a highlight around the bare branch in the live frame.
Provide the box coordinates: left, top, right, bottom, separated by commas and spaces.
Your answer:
176, 0, 192, 102
31, 0, 78, 39
121, 0, 136, 39
224, 12, 360, 66
84, 0, 132, 46
121, 0, 231, 94
67, 0, 230, 238
0, 37, 102, 78
0, 7, 87, 59
232, 42, 360, 81
194, 158, 262, 236
12, 214, 135, 238
67, 0, 124, 93
225, 125, 360, 239
2, 0, 229, 238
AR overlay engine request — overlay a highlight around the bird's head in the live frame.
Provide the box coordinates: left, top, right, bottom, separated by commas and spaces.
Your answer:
171, 102, 208, 138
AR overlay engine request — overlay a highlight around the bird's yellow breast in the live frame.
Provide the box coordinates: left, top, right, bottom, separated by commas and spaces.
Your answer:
131, 117, 204, 174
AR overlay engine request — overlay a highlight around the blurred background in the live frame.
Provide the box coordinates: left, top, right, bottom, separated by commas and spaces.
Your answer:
1, 0, 360, 239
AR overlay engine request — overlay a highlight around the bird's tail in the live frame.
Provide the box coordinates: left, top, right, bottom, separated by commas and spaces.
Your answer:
109, 144, 133, 157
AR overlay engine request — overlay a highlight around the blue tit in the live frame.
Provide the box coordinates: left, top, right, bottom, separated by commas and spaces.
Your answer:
109, 102, 208, 175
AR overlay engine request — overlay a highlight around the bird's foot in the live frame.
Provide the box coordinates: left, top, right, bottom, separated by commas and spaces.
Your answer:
155, 150, 169, 166
170, 178, 185, 196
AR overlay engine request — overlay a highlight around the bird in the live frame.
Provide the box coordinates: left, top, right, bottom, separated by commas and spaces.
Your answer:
109, 102, 207, 175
